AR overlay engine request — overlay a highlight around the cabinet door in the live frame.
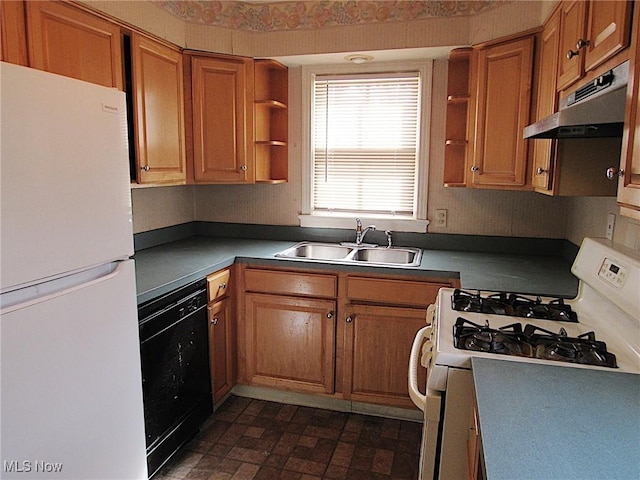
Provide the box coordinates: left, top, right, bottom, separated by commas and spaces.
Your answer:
131, 34, 186, 184
532, 10, 561, 193
618, 6, 640, 217
26, 1, 123, 89
557, 0, 587, 91
244, 293, 336, 394
468, 36, 534, 188
191, 55, 254, 184
1, 0, 28, 65
583, 0, 632, 72
344, 304, 427, 408
208, 298, 235, 403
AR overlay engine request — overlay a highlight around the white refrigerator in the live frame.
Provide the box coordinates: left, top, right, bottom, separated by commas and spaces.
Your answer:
0, 62, 147, 479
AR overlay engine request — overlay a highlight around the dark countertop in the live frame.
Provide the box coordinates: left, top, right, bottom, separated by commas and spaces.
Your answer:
133, 236, 578, 305
472, 357, 640, 480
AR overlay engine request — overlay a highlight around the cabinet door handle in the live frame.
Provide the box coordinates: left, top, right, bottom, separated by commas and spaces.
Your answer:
211, 317, 218, 325
566, 49, 579, 60
141, 165, 151, 171
219, 283, 226, 290
470, 165, 479, 173
326, 312, 334, 319
576, 38, 590, 50
345, 316, 353, 323
606, 167, 624, 180
536, 167, 547, 175
240, 164, 248, 171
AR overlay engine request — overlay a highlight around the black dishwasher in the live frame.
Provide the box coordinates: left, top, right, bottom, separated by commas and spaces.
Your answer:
138, 279, 212, 478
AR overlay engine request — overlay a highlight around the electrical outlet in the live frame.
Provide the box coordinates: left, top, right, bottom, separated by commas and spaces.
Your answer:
606, 213, 616, 241
434, 209, 447, 228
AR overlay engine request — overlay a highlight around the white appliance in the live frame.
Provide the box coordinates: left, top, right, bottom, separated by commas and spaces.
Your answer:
409, 237, 640, 480
0, 62, 147, 479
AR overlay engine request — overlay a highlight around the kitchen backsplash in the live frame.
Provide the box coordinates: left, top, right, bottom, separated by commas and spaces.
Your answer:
131, 186, 195, 234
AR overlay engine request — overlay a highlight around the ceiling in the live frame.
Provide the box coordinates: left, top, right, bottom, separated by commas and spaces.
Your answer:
269, 46, 460, 67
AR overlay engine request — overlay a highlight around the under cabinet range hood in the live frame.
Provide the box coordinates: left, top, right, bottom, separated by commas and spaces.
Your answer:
524, 61, 629, 139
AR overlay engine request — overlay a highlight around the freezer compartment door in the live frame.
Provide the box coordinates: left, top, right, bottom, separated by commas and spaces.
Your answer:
0, 62, 133, 290
0, 260, 147, 479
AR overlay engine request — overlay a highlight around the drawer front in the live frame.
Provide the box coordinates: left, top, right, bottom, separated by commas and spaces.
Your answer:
346, 277, 449, 307
244, 269, 337, 298
207, 269, 231, 303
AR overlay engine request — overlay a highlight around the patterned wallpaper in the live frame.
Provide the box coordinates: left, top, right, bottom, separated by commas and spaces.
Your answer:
154, 1, 506, 32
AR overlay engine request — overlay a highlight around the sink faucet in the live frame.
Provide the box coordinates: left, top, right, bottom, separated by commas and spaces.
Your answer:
385, 230, 393, 248
355, 218, 376, 245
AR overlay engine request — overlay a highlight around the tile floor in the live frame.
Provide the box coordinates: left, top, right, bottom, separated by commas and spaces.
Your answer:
154, 395, 422, 480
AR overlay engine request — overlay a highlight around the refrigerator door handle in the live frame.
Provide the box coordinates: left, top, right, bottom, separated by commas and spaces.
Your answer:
1, 261, 126, 314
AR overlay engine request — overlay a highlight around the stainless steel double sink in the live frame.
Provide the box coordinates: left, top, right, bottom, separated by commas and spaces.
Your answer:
274, 241, 422, 267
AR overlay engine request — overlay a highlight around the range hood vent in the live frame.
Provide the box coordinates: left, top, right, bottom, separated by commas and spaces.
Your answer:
570, 81, 598, 104
524, 61, 629, 139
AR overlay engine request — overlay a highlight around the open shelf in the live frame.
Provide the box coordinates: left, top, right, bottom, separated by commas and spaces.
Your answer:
443, 48, 472, 187
254, 59, 288, 183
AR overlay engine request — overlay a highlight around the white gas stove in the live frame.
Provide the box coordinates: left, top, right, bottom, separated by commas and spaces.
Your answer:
409, 237, 640, 480
429, 238, 640, 386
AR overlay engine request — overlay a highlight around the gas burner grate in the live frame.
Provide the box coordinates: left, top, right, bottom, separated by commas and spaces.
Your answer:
451, 289, 578, 322
452, 317, 617, 368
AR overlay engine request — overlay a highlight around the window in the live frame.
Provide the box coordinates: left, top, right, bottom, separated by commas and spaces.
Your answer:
300, 61, 431, 232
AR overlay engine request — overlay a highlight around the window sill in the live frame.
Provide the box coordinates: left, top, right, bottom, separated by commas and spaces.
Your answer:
299, 214, 429, 233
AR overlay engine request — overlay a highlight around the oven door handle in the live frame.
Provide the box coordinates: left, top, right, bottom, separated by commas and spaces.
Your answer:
408, 325, 431, 411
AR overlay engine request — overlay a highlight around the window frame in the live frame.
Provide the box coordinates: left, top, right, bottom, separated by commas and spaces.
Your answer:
300, 60, 433, 233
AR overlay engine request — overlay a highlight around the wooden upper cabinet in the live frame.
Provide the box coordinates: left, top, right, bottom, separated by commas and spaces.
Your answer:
131, 33, 186, 185
468, 35, 534, 188
617, 4, 640, 218
557, 0, 588, 91
26, 1, 123, 89
1, 0, 28, 65
583, 0, 633, 72
191, 55, 254, 184
532, 9, 561, 193
557, 0, 632, 91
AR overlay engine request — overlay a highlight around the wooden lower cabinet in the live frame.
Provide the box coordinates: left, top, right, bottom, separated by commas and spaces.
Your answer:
208, 298, 234, 403
467, 394, 484, 480
238, 265, 456, 408
244, 293, 336, 394
344, 304, 428, 408
207, 268, 235, 405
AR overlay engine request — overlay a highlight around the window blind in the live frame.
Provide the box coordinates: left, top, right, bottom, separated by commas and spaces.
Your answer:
312, 72, 420, 216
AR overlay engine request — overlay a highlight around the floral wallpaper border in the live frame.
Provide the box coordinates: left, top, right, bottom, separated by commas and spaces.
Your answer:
154, 1, 507, 32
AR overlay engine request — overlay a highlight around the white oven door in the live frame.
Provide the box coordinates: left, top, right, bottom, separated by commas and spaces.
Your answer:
409, 323, 443, 480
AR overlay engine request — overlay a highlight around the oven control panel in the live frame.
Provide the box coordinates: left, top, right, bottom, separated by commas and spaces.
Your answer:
598, 257, 627, 287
